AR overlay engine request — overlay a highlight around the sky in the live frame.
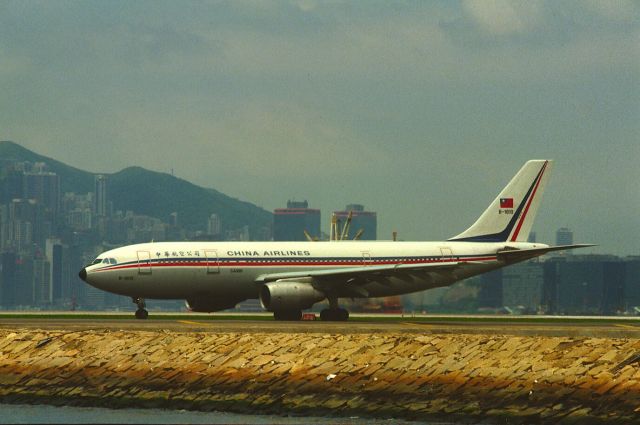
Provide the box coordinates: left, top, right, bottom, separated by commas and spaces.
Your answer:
1, 0, 638, 255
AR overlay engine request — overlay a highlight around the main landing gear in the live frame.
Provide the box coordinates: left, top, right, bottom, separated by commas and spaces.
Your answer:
271, 298, 350, 322
133, 297, 148, 320
272, 308, 349, 321
320, 308, 349, 321
320, 297, 349, 322
319, 297, 349, 321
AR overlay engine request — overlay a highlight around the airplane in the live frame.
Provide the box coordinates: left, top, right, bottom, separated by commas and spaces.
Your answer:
78, 160, 593, 321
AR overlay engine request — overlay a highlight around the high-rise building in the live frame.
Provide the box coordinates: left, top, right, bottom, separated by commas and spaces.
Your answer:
14, 256, 34, 307
502, 260, 544, 313
126, 214, 166, 244
23, 170, 60, 220
62, 193, 93, 231
8, 198, 40, 250
165, 211, 185, 241
0, 252, 17, 307
33, 257, 51, 305
78, 249, 107, 309
0, 166, 24, 204
478, 269, 503, 309
273, 200, 320, 241
543, 255, 625, 315
46, 238, 70, 305
83, 282, 106, 309
623, 257, 640, 312
94, 175, 108, 217
556, 227, 573, 246
168, 212, 178, 227
332, 204, 377, 240
207, 213, 221, 237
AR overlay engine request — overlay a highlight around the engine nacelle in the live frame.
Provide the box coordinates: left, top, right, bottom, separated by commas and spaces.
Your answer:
185, 298, 242, 313
259, 281, 325, 311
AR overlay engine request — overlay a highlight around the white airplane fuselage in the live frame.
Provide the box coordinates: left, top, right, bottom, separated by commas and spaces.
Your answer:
85, 240, 543, 301
80, 160, 591, 320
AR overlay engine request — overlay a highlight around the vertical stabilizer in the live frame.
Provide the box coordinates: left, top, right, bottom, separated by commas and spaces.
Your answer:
449, 160, 553, 242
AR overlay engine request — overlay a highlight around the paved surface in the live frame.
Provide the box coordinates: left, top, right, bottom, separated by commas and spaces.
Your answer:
1, 316, 639, 337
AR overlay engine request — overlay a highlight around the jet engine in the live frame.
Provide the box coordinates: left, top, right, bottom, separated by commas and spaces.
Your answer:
185, 298, 242, 312
259, 281, 326, 311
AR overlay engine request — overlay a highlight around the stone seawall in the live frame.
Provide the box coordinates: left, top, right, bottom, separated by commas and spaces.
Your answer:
0, 328, 638, 423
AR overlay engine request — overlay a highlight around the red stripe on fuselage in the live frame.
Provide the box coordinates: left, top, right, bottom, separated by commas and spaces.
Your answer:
510, 161, 548, 242
90, 256, 498, 273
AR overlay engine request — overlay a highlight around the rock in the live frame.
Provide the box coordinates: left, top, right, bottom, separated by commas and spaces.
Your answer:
0, 329, 636, 423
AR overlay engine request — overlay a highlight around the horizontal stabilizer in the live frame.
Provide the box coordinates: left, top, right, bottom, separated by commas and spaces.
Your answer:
497, 244, 595, 264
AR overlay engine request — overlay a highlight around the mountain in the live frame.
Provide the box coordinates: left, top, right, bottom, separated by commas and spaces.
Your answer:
108, 166, 272, 233
0, 141, 272, 235
0, 140, 95, 194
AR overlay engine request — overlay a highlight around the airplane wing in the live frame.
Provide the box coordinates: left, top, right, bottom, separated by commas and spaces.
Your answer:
497, 244, 595, 264
254, 261, 465, 284
255, 261, 491, 298
255, 244, 595, 297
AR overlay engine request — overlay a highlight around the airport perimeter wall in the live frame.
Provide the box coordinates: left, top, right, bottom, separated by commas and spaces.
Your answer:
0, 328, 638, 424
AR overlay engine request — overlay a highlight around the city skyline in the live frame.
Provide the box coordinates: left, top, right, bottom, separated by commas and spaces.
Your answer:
1, 140, 636, 257
0, 150, 637, 314
1, 1, 638, 255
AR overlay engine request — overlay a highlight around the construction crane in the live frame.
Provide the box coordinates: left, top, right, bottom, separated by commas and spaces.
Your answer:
303, 230, 317, 242
309, 210, 364, 241
339, 210, 353, 241
330, 214, 338, 241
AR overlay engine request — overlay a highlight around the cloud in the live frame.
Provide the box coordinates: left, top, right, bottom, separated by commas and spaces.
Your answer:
462, 0, 543, 35
292, 0, 318, 13
0, 47, 32, 77
0, 1, 638, 252
583, 0, 638, 23
87, 96, 385, 183
4, 1, 635, 89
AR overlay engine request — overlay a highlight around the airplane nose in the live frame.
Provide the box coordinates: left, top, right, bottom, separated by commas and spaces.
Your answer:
78, 268, 87, 282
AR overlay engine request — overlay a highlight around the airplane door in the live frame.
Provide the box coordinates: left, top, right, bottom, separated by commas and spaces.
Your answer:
362, 251, 372, 266
440, 247, 453, 262
205, 249, 220, 274
137, 251, 152, 274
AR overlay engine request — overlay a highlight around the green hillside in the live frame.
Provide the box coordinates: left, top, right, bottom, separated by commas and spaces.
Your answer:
0, 141, 272, 235
0, 140, 94, 194
108, 166, 272, 233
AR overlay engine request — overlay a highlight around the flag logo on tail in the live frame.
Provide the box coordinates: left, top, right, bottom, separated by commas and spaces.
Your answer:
500, 198, 514, 209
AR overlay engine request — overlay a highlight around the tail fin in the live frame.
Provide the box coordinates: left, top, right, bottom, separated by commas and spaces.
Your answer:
449, 160, 553, 242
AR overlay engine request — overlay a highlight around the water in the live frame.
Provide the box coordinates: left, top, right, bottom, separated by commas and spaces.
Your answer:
0, 403, 448, 424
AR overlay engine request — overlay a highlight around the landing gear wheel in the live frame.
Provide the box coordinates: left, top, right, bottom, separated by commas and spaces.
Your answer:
132, 297, 148, 320
135, 309, 148, 320
273, 310, 302, 321
320, 308, 349, 321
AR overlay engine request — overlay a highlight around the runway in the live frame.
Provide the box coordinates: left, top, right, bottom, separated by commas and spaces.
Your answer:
1, 313, 638, 337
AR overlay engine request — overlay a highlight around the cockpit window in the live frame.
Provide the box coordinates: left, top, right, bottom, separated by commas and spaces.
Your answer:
92, 257, 116, 266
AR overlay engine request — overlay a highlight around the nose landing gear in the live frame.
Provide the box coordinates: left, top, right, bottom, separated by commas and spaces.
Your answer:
133, 297, 148, 319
